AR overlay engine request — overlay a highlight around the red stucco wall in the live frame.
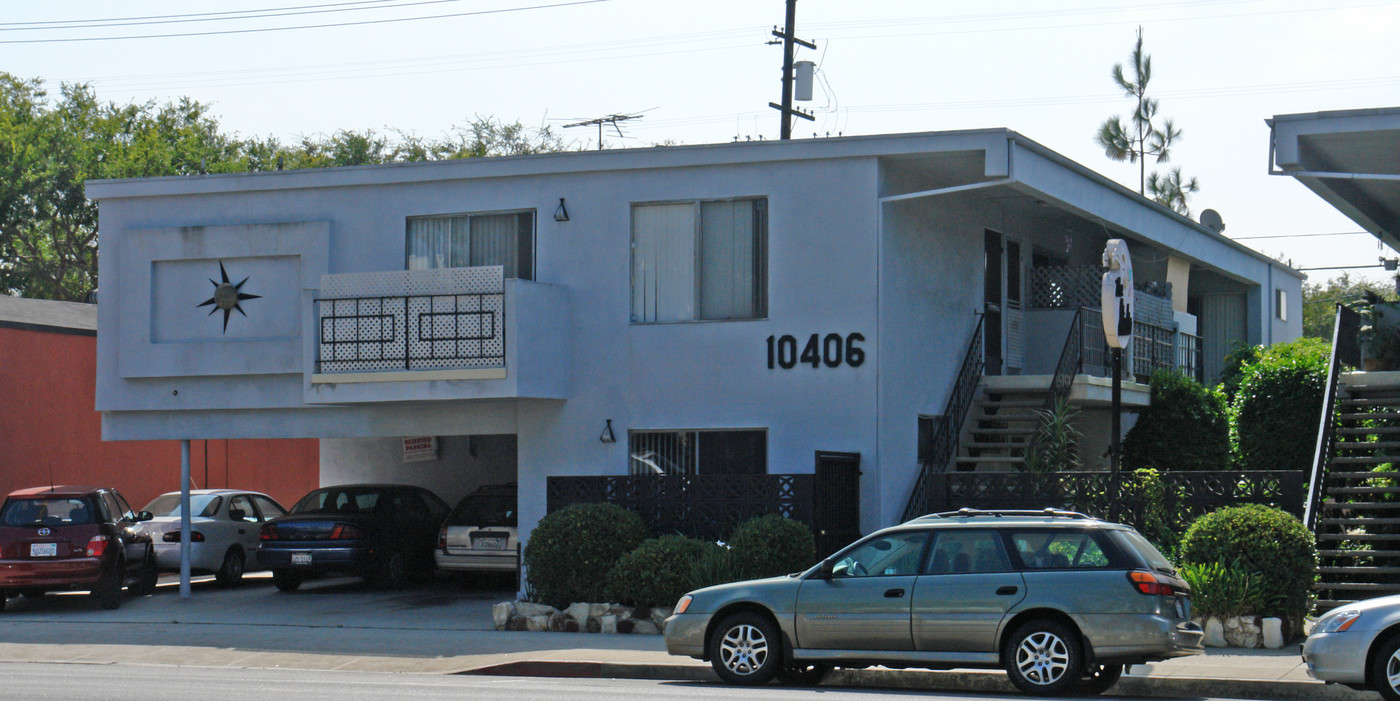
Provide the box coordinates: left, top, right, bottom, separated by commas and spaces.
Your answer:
0, 325, 318, 510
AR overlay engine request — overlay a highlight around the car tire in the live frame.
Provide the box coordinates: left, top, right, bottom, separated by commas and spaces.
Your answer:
1004, 619, 1084, 696
775, 663, 830, 686
272, 570, 303, 592
215, 548, 245, 588
1073, 663, 1123, 695
708, 611, 782, 685
374, 550, 407, 590
1372, 634, 1400, 701
92, 558, 124, 610
135, 549, 159, 596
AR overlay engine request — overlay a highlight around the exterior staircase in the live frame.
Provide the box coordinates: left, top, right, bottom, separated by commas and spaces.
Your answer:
1313, 381, 1400, 612
953, 385, 1044, 472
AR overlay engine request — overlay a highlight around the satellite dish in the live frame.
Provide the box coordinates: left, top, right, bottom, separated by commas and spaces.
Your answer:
1199, 209, 1226, 233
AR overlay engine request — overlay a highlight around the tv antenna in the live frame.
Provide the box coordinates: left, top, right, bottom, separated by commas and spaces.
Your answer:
562, 110, 652, 150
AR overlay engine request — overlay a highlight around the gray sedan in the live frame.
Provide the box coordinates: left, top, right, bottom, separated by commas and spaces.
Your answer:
1303, 594, 1400, 700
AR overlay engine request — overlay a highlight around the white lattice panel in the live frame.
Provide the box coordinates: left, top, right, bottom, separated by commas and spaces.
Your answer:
316, 267, 506, 375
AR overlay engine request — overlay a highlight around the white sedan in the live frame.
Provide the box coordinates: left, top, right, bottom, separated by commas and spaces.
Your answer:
137, 490, 287, 586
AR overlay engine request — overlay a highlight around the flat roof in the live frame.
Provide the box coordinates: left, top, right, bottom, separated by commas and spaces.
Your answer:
0, 295, 97, 335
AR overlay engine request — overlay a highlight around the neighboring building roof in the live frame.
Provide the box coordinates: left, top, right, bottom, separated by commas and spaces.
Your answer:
0, 295, 97, 336
1269, 107, 1400, 252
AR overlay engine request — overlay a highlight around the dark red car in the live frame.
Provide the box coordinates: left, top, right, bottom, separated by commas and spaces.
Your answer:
0, 486, 158, 610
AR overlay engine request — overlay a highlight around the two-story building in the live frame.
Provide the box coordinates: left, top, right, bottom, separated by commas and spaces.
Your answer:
88, 128, 1302, 557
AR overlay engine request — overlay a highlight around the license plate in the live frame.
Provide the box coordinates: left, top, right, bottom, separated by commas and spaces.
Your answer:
473, 537, 505, 550
30, 543, 57, 557
291, 552, 312, 566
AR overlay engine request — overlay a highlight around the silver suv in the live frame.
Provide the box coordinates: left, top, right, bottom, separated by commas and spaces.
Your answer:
663, 509, 1203, 696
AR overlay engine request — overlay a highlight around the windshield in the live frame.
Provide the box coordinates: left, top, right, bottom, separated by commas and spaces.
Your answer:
447, 492, 517, 527
292, 487, 383, 515
1, 497, 97, 526
143, 494, 223, 518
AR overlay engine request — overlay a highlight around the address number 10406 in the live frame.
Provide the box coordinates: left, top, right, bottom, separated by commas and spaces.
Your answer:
766, 333, 866, 369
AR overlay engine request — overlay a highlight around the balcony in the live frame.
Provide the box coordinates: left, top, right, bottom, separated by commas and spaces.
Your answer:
1025, 265, 1202, 382
304, 266, 569, 404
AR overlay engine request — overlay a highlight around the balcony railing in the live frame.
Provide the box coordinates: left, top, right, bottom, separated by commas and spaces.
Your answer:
313, 266, 506, 377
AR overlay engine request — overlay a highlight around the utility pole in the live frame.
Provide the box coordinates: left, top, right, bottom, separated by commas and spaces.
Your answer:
768, 0, 815, 140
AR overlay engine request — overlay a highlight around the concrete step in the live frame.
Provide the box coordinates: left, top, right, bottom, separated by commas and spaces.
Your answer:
1336, 441, 1400, 450
976, 398, 1042, 409
1315, 566, 1400, 575
1338, 412, 1400, 421
967, 427, 1038, 436
955, 456, 1028, 465
1338, 426, 1400, 435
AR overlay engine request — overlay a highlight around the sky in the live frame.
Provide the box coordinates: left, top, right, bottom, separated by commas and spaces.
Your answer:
4, 0, 1399, 287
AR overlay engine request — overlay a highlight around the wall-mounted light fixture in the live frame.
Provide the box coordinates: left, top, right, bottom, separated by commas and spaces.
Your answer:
599, 419, 616, 443
554, 198, 570, 222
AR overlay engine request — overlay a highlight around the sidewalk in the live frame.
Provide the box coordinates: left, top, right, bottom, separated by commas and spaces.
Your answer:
0, 574, 1373, 700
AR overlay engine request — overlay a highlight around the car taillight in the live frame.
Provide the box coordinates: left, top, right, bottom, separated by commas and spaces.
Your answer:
260, 524, 278, 541
330, 523, 363, 540
438, 528, 447, 550
86, 535, 110, 558
1128, 570, 1176, 596
162, 531, 205, 542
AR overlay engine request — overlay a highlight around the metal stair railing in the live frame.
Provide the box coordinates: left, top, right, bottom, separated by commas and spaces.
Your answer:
1028, 307, 1086, 461
902, 315, 985, 522
1307, 304, 1361, 531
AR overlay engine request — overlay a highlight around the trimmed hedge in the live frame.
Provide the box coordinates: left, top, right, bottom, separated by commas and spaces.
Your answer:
605, 535, 709, 608
727, 514, 817, 580
1177, 504, 1316, 621
1123, 370, 1229, 472
524, 503, 647, 608
1231, 338, 1330, 473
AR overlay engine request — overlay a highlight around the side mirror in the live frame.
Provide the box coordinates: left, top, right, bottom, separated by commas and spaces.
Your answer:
812, 559, 835, 580
135, 511, 154, 522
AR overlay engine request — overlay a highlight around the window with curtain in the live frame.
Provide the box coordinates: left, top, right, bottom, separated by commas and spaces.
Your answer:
630, 198, 767, 323
405, 210, 534, 279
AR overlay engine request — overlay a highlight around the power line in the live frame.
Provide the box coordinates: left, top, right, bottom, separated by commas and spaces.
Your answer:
0, 0, 407, 29
1233, 231, 1370, 240
0, 0, 612, 44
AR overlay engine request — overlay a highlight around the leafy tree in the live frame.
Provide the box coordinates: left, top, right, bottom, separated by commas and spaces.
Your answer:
1230, 337, 1331, 472
1096, 28, 1199, 215
0, 73, 572, 301
1302, 273, 1395, 340
1123, 370, 1229, 472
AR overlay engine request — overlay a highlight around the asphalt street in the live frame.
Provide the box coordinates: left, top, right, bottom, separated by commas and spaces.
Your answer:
0, 662, 1270, 701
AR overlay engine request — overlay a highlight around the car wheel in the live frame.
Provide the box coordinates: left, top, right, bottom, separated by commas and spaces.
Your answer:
374, 550, 407, 590
775, 663, 829, 686
135, 549, 159, 596
1004, 620, 1083, 696
215, 548, 245, 588
1373, 634, 1400, 701
272, 570, 303, 592
91, 558, 124, 610
1073, 663, 1123, 695
708, 612, 782, 685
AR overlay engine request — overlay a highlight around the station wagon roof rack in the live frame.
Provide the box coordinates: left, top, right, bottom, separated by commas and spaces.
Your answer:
918, 508, 1091, 520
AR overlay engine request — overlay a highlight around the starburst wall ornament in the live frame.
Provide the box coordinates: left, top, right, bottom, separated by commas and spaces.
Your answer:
196, 261, 261, 333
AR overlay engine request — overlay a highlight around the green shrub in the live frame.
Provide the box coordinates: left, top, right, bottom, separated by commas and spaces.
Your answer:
605, 535, 709, 609
1177, 504, 1316, 621
1024, 397, 1082, 473
1216, 341, 1260, 403
523, 503, 648, 608
1231, 338, 1330, 473
1178, 559, 1277, 618
1123, 371, 1229, 472
727, 514, 817, 580
687, 542, 744, 591
1118, 468, 1182, 553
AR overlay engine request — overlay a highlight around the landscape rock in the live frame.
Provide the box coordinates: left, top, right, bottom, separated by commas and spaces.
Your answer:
526, 614, 551, 632
1202, 617, 1226, 648
585, 616, 601, 633
565, 603, 591, 624
548, 612, 569, 632
492, 602, 515, 630
631, 620, 660, 635
515, 602, 558, 618
1262, 617, 1285, 649
1223, 615, 1261, 648
601, 614, 618, 634
588, 603, 611, 618
506, 616, 530, 632
651, 607, 671, 629
617, 618, 635, 634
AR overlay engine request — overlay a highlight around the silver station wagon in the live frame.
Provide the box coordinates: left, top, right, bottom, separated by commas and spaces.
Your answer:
664, 509, 1203, 696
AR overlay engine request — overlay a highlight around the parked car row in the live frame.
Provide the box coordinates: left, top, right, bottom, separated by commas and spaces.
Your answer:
0, 482, 519, 609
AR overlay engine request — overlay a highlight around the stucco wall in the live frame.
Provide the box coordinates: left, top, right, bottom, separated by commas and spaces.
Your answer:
0, 325, 317, 509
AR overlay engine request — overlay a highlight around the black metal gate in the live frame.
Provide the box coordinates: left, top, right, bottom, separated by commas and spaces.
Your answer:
814, 451, 861, 555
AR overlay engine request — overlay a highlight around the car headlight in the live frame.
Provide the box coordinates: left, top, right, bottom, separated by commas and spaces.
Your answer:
673, 594, 693, 615
1317, 610, 1362, 634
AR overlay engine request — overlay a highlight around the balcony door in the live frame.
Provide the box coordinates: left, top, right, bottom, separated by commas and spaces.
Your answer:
984, 231, 1003, 375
